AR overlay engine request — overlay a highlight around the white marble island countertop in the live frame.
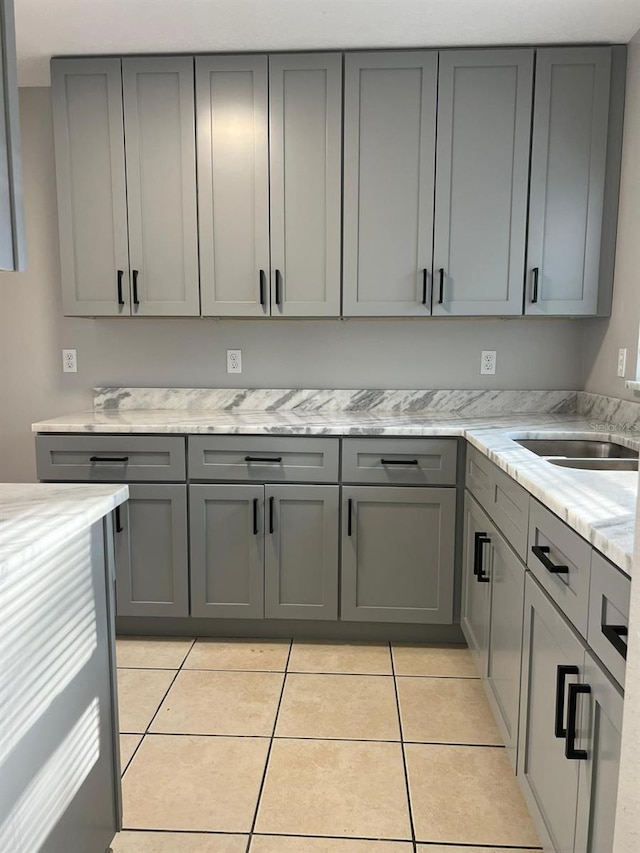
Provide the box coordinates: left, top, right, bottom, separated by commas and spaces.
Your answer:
0, 483, 129, 575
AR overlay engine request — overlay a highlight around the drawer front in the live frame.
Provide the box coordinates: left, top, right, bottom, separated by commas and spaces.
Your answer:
341, 438, 458, 485
588, 551, 630, 687
188, 436, 340, 483
466, 444, 493, 508
489, 464, 530, 561
36, 434, 186, 482
527, 499, 591, 636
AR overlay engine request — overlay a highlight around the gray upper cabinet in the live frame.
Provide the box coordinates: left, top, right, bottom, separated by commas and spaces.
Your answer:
341, 485, 455, 623
196, 55, 270, 317
122, 57, 199, 316
526, 47, 612, 316
433, 50, 533, 316
0, 0, 25, 271
265, 484, 339, 620
51, 58, 130, 315
343, 51, 437, 316
197, 52, 341, 318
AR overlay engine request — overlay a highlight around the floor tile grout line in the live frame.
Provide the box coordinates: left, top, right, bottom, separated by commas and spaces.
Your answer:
390, 641, 418, 853
246, 638, 293, 849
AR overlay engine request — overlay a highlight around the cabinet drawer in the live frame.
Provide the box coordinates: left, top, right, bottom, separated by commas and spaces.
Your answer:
490, 464, 530, 561
588, 551, 630, 687
36, 434, 186, 482
341, 438, 458, 485
527, 500, 591, 636
466, 445, 493, 507
188, 436, 339, 483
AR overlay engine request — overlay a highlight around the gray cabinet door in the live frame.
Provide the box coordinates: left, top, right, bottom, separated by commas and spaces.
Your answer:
265, 485, 339, 620
486, 529, 525, 769
517, 573, 586, 853
196, 55, 270, 317
122, 57, 200, 316
269, 53, 342, 317
115, 485, 189, 617
190, 484, 264, 619
343, 51, 437, 316
526, 48, 612, 316
461, 493, 492, 675
341, 486, 455, 624
433, 50, 533, 316
51, 58, 130, 315
574, 651, 623, 853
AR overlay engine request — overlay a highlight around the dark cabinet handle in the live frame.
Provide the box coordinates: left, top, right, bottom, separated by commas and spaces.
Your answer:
565, 682, 590, 760
269, 496, 275, 534
132, 269, 139, 305
89, 456, 129, 463
253, 498, 259, 535
422, 269, 428, 306
532, 545, 568, 575
601, 623, 628, 660
380, 458, 419, 466
117, 270, 125, 306
115, 506, 123, 533
245, 456, 283, 464
275, 269, 283, 307
476, 533, 491, 583
438, 268, 444, 304
531, 267, 539, 304
347, 498, 353, 537
473, 531, 487, 577
259, 269, 267, 308
555, 664, 579, 738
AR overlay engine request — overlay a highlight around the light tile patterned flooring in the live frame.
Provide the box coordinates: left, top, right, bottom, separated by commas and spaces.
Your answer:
112, 637, 541, 853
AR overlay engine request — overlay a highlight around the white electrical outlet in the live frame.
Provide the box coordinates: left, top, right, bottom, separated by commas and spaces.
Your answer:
617, 348, 627, 378
226, 349, 242, 374
480, 350, 497, 375
62, 349, 77, 373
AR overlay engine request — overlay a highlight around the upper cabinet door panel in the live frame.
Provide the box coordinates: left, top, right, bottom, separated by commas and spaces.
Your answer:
269, 53, 342, 317
196, 55, 270, 317
51, 58, 130, 316
123, 57, 200, 316
433, 50, 533, 316
526, 48, 611, 316
343, 51, 437, 316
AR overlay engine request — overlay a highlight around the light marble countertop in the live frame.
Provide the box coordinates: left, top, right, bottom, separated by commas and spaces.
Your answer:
31, 408, 638, 577
0, 483, 129, 576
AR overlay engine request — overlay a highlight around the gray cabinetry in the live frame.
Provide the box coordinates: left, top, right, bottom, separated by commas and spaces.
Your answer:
461, 493, 492, 674
197, 52, 341, 318
115, 485, 189, 617
526, 47, 613, 316
1, 0, 25, 271
342, 51, 437, 316
433, 49, 533, 316
265, 485, 339, 620
341, 486, 456, 624
588, 551, 630, 688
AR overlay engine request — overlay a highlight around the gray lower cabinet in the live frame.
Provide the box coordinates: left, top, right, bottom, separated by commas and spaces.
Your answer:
265, 485, 339, 620
461, 493, 492, 674
115, 485, 189, 617
342, 51, 437, 316
341, 486, 456, 623
518, 573, 587, 853
433, 49, 533, 316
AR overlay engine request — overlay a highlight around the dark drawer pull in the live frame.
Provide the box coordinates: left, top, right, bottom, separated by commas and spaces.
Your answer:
245, 456, 283, 464
117, 270, 125, 306
253, 498, 259, 535
601, 623, 628, 660
422, 269, 428, 306
114, 506, 124, 533
269, 496, 275, 534
476, 534, 491, 583
438, 268, 444, 304
380, 459, 419, 466
347, 498, 353, 537
89, 456, 129, 463
531, 267, 539, 304
555, 664, 579, 738
565, 682, 590, 761
259, 269, 267, 308
275, 269, 283, 307
132, 269, 139, 305
532, 544, 569, 575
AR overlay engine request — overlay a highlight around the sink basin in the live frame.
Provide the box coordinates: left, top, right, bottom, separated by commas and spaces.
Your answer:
548, 458, 639, 471
515, 439, 638, 460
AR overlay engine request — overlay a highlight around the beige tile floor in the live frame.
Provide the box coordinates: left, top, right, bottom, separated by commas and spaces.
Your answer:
112, 637, 541, 853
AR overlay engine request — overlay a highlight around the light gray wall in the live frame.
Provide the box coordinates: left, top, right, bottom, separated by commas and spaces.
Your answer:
0, 88, 585, 482
583, 29, 640, 401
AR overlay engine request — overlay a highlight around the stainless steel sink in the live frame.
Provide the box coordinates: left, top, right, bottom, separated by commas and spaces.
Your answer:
515, 439, 638, 460
548, 458, 638, 471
